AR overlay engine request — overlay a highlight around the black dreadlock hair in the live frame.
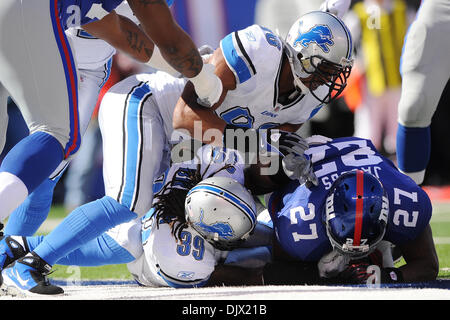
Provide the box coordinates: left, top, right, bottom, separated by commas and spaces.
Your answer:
153, 155, 235, 242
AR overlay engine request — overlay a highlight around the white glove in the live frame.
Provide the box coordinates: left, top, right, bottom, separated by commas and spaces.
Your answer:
306, 135, 332, 146
318, 249, 350, 278
198, 45, 215, 63
319, 0, 351, 18
189, 63, 223, 107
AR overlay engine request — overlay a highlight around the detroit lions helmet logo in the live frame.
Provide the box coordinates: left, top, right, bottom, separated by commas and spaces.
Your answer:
293, 24, 334, 53
194, 209, 234, 240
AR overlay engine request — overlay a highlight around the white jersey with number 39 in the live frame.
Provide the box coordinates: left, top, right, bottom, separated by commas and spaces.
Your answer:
125, 145, 244, 287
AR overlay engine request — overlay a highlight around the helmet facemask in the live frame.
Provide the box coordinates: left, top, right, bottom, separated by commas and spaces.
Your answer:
283, 11, 354, 104
284, 41, 352, 104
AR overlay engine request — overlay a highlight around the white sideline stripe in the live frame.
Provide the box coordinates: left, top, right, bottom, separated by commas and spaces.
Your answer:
1, 283, 450, 300
434, 237, 450, 244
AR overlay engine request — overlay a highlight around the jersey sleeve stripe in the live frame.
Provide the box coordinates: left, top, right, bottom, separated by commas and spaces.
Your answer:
220, 32, 256, 84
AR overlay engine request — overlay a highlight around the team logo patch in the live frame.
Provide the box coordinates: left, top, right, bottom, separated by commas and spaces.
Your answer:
194, 209, 234, 240
293, 25, 334, 53
177, 271, 195, 279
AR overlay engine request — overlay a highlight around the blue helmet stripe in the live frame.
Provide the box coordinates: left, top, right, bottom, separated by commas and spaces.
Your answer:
188, 185, 256, 223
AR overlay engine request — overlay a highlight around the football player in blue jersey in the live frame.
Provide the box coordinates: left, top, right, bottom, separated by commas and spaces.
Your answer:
0, 0, 222, 248
258, 135, 439, 285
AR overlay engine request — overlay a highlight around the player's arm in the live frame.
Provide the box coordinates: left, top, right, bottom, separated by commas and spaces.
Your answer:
82, 10, 155, 63
172, 48, 236, 144
397, 224, 439, 282
127, 0, 203, 78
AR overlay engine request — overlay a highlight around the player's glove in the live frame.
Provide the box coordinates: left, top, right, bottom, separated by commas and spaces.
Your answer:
189, 64, 223, 108
320, 0, 351, 18
259, 129, 318, 186
318, 249, 351, 278
338, 260, 404, 284
198, 45, 215, 63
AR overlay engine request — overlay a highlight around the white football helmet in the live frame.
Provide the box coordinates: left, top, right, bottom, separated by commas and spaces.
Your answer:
185, 177, 257, 250
283, 11, 354, 103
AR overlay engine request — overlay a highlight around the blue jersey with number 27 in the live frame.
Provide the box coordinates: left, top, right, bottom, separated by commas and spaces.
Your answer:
267, 137, 432, 262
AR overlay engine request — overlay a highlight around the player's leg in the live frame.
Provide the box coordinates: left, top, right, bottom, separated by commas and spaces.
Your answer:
4, 63, 113, 236
2, 78, 168, 294
396, 0, 450, 184
0, 0, 81, 233
0, 221, 139, 274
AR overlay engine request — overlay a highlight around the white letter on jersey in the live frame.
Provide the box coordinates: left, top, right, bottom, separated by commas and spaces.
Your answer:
66, 5, 81, 28
86, 3, 110, 21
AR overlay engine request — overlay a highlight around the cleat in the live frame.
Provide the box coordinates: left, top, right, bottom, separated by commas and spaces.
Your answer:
1, 252, 63, 296
0, 236, 29, 271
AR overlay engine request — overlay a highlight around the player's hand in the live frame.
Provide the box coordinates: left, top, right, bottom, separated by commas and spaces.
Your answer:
282, 153, 318, 186
318, 249, 350, 278
306, 135, 332, 146
189, 63, 223, 108
320, 0, 351, 18
259, 130, 318, 186
198, 45, 215, 63
338, 260, 372, 284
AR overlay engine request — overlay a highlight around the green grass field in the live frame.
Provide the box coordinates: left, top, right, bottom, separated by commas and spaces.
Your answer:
38, 202, 450, 281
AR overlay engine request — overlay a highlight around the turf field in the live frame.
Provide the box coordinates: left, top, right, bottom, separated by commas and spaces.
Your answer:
38, 201, 450, 282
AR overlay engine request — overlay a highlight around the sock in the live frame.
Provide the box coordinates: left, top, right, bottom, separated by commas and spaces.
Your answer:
0, 172, 28, 221
4, 176, 60, 236
0, 131, 63, 193
396, 124, 431, 173
26, 233, 135, 266
33, 196, 137, 265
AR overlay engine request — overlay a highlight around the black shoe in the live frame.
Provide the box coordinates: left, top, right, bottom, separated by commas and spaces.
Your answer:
2, 252, 64, 296
0, 236, 29, 271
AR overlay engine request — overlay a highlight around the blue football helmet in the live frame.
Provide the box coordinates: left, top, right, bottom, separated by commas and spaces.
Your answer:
323, 170, 389, 258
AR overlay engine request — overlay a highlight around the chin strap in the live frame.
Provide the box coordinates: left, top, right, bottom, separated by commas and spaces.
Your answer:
282, 41, 311, 95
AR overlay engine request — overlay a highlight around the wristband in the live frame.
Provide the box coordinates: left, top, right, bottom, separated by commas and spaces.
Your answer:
381, 267, 404, 283
145, 46, 180, 77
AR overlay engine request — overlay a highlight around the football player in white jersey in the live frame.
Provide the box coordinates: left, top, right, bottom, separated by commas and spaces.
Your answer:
0, 145, 271, 289
173, 10, 353, 184
0, 10, 354, 295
